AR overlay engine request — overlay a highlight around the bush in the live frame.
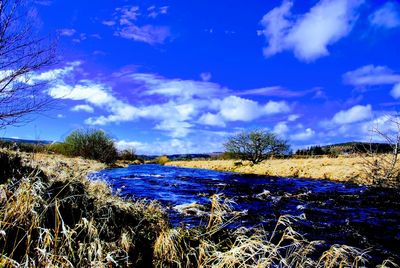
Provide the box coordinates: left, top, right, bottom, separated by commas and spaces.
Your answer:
155, 155, 170, 165
118, 149, 137, 161
64, 129, 118, 164
47, 142, 72, 156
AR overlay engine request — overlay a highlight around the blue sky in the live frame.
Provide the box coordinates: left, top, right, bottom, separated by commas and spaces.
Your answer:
2, 0, 400, 154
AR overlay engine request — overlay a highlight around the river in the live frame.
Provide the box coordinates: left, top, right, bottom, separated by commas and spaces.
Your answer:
90, 164, 400, 264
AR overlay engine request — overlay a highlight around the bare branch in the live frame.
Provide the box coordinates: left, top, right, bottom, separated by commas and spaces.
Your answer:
0, 0, 56, 128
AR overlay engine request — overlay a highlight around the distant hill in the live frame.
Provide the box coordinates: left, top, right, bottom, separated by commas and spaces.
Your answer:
0, 137, 52, 145
323, 142, 393, 153
295, 141, 394, 155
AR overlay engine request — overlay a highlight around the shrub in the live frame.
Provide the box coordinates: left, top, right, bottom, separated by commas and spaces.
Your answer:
47, 142, 73, 156
155, 155, 170, 165
118, 148, 137, 161
65, 129, 118, 164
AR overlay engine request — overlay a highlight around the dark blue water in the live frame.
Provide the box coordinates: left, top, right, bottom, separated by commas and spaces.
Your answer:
90, 164, 400, 262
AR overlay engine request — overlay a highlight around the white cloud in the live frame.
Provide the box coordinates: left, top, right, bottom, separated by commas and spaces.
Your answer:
104, 5, 170, 44
219, 97, 290, 122
264, 100, 290, 114
288, 114, 301, 121
219, 96, 261, 121
115, 130, 228, 155
71, 104, 94, 113
117, 25, 170, 44
259, 0, 363, 61
273, 122, 289, 136
48, 82, 115, 105
155, 120, 193, 138
369, 1, 400, 29
343, 65, 400, 86
290, 128, 315, 141
40, 63, 292, 138
332, 104, 372, 124
132, 73, 226, 99
59, 28, 76, 36
390, 83, 400, 99
147, 5, 169, 18
102, 20, 116, 26
198, 113, 226, 127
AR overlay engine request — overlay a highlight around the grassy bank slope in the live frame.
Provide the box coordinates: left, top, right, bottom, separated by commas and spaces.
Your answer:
0, 151, 168, 267
166, 155, 398, 185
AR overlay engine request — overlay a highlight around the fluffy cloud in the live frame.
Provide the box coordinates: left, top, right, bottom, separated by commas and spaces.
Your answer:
132, 73, 226, 100
71, 104, 94, 113
115, 129, 228, 155
103, 5, 170, 44
259, 0, 363, 61
290, 128, 315, 141
391, 83, 400, 99
219, 96, 261, 121
198, 113, 226, 127
48, 82, 115, 105
155, 120, 193, 138
288, 114, 300, 121
41, 63, 292, 138
264, 100, 290, 114
332, 104, 372, 124
273, 122, 289, 136
219, 97, 290, 122
369, 1, 400, 29
343, 65, 400, 86
344, 65, 400, 99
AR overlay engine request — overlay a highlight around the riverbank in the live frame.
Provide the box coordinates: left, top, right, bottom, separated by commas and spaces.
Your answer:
0, 150, 168, 266
166, 155, 398, 185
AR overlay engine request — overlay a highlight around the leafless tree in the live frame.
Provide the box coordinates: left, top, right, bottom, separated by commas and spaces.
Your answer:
0, 0, 56, 128
360, 115, 400, 187
224, 130, 289, 164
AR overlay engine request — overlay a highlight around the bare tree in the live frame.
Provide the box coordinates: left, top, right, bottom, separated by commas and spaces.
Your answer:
0, 0, 55, 128
360, 115, 400, 187
224, 130, 289, 164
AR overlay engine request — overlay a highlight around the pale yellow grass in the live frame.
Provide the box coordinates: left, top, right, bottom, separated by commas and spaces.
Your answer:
25, 152, 106, 178
166, 155, 399, 184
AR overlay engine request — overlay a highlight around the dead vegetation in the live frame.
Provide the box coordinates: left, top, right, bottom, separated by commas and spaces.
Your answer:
154, 194, 398, 268
358, 116, 400, 188
0, 150, 398, 267
167, 155, 400, 186
0, 150, 168, 267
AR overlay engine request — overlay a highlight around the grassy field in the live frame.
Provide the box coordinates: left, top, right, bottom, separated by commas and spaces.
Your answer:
166, 155, 400, 185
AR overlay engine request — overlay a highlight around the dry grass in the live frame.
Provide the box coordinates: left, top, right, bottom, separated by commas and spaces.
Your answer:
154, 195, 398, 268
167, 155, 400, 186
0, 150, 168, 267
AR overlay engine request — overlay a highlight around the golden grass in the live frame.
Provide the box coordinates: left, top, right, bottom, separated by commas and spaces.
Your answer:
166, 155, 400, 185
0, 150, 168, 267
154, 195, 398, 268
